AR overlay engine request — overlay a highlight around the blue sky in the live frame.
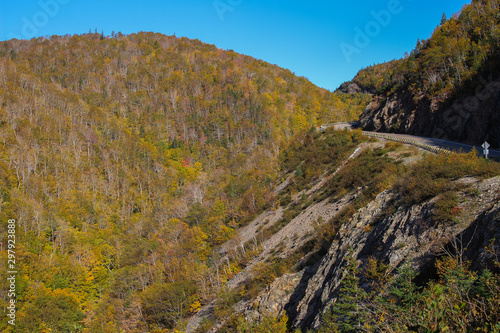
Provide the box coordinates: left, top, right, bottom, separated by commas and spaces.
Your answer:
1, 0, 469, 91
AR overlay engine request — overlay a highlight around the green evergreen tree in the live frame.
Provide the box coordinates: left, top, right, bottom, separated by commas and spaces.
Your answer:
441, 12, 447, 25
319, 254, 369, 333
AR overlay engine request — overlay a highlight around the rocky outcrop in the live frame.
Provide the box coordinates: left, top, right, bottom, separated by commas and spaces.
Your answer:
225, 189, 361, 291
359, 90, 429, 134
242, 176, 500, 330
359, 77, 500, 147
337, 81, 375, 95
245, 272, 305, 322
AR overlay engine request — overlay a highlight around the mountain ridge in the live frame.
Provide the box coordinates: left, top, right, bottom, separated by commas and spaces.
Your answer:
349, 0, 500, 147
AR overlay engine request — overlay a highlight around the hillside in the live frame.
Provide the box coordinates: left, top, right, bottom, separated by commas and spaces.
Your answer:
336, 60, 399, 95
0, 32, 369, 332
355, 0, 500, 147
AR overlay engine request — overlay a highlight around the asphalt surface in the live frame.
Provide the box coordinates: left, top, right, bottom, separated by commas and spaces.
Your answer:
325, 123, 500, 159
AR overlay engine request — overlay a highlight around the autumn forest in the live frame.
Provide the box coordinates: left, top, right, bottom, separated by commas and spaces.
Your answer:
2, 0, 500, 332
0, 31, 369, 332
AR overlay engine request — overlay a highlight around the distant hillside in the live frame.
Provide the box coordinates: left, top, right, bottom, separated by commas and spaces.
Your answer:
357, 0, 500, 147
336, 60, 399, 95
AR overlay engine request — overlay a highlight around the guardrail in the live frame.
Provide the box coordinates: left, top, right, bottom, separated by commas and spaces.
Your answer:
319, 122, 452, 155
319, 121, 358, 129
361, 131, 452, 155
319, 123, 500, 158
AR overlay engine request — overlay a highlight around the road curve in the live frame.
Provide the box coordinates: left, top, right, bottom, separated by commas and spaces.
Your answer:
321, 123, 500, 159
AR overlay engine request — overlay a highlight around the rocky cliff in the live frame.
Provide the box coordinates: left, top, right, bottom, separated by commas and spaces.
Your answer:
275, 176, 499, 330
359, 76, 500, 147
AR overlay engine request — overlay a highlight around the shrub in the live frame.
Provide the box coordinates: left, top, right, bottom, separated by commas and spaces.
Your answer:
432, 191, 460, 224
395, 151, 500, 206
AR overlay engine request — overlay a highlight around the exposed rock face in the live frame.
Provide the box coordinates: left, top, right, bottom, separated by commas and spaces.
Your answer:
244, 176, 500, 330
336, 79, 378, 95
245, 272, 305, 322
225, 190, 361, 291
359, 78, 500, 147
337, 82, 373, 94
359, 90, 427, 134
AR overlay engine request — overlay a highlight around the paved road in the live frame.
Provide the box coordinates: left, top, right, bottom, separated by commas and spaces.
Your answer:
364, 131, 500, 158
322, 123, 500, 159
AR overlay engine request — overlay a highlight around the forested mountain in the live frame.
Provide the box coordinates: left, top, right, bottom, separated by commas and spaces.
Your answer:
1, 0, 500, 332
0, 32, 370, 331
353, 0, 500, 146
